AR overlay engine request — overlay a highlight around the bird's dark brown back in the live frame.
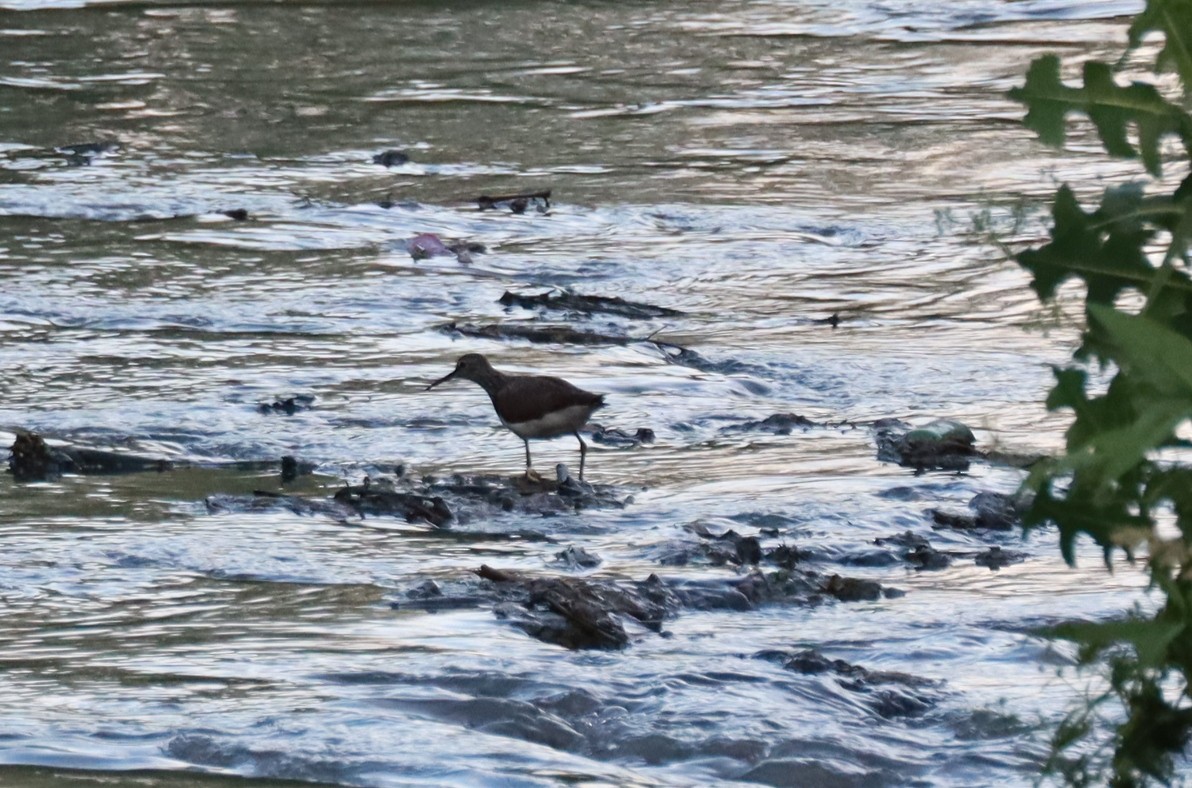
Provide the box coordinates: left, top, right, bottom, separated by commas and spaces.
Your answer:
493, 375, 605, 425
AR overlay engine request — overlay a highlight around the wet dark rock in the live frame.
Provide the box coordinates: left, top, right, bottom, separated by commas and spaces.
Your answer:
9, 431, 67, 481
407, 232, 455, 260
818, 312, 841, 328
874, 418, 977, 472
821, 574, 885, 602
735, 535, 763, 565
556, 545, 602, 570
971, 491, 1027, 530
720, 413, 815, 435
257, 394, 315, 415
477, 190, 551, 212
587, 425, 655, 447
443, 562, 897, 648
872, 531, 952, 570
222, 208, 249, 221
322, 473, 629, 526
679, 569, 893, 609
905, 544, 952, 571
479, 565, 678, 649
930, 509, 976, 530
333, 485, 454, 528
407, 580, 443, 599
760, 648, 943, 719
8, 430, 171, 481
498, 289, 685, 319
974, 546, 1027, 570
931, 490, 1028, 532
664, 522, 763, 567
372, 149, 409, 167
402, 234, 485, 263
766, 544, 807, 569
874, 530, 930, 550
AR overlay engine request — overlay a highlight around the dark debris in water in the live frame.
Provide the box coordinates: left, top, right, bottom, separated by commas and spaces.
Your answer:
498, 289, 684, 319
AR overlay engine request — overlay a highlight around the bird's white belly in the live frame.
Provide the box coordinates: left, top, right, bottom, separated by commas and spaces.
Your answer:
503, 404, 591, 439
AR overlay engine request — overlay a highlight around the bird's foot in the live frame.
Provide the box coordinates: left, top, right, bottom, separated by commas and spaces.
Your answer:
523, 467, 544, 484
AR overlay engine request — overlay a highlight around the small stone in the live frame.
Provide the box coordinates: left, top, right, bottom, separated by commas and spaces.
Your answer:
373, 150, 409, 167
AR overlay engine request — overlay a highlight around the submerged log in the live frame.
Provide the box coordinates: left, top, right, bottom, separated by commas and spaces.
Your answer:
498, 290, 684, 319
8, 430, 171, 482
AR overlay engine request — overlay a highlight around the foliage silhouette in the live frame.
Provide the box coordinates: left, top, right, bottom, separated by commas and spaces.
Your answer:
1009, 0, 1192, 783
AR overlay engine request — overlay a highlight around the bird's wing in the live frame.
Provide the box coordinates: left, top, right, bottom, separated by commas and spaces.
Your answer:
496, 376, 605, 425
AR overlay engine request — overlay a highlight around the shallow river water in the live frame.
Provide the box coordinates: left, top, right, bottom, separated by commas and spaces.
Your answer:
0, 1, 1162, 786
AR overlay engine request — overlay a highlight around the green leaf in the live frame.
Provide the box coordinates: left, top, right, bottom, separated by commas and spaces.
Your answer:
1089, 304, 1192, 396
1128, 0, 1192, 88
1016, 186, 1166, 306
1008, 55, 1192, 176
1070, 398, 1187, 483
1028, 486, 1149, 566
1041, 618, 1183, 668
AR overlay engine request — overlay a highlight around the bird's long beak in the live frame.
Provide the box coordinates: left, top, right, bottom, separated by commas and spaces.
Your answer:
426, 368, 458, 391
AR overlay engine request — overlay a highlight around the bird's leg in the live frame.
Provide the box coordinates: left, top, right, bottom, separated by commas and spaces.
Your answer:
575, 431, 587, 481
523, 440, 542, 483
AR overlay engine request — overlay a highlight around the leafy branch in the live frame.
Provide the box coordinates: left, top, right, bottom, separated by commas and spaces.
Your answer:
1009, 0, 1192, 783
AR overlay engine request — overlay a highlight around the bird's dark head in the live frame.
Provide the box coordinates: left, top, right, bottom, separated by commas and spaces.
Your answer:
427, 353, 496, 390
